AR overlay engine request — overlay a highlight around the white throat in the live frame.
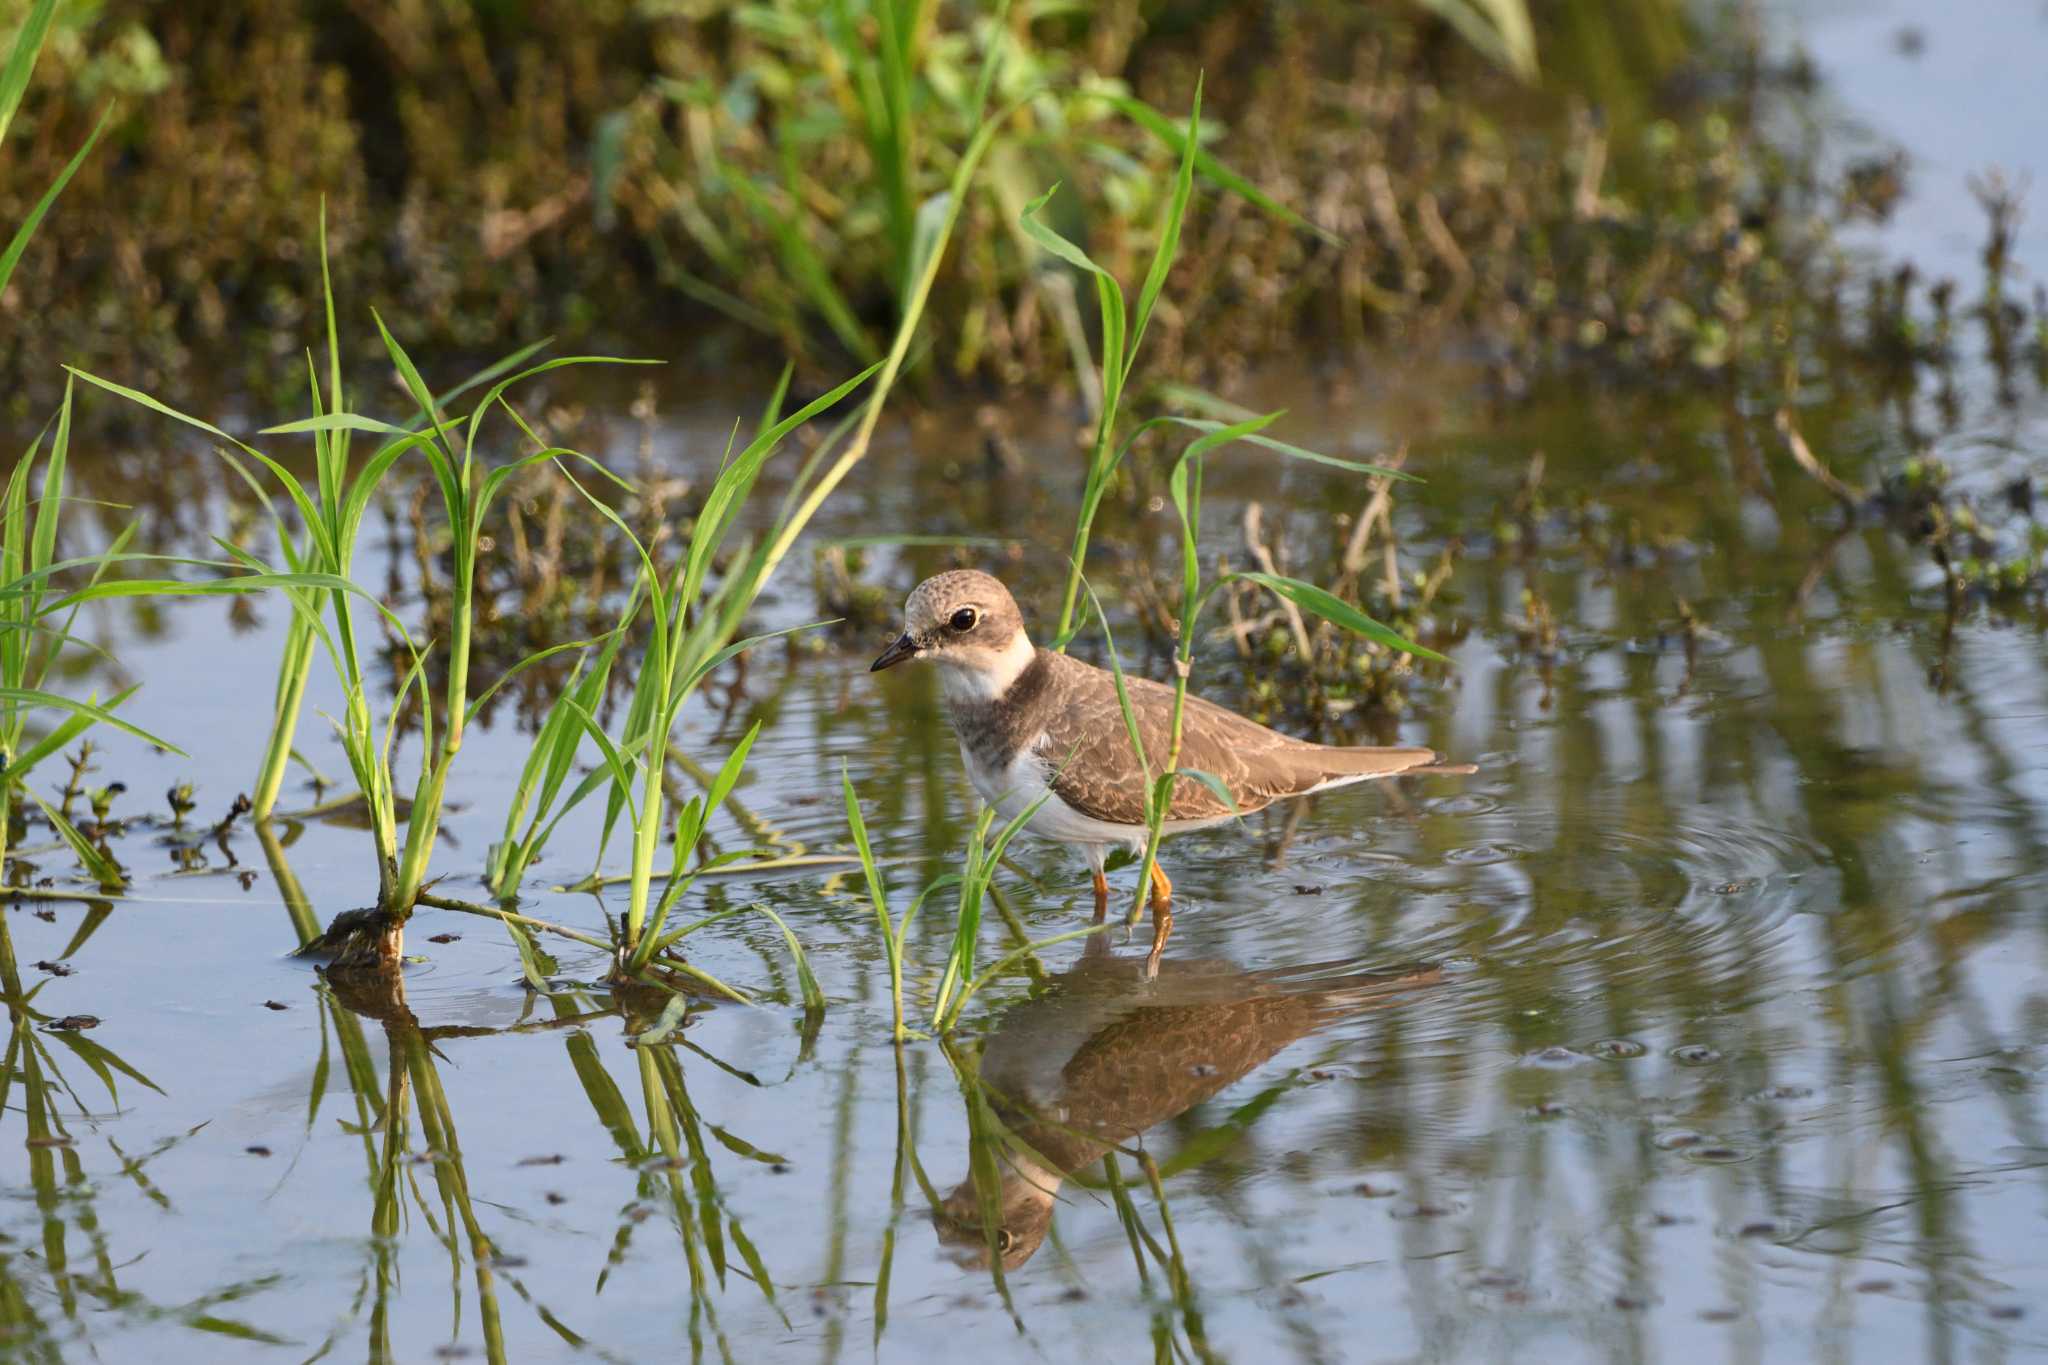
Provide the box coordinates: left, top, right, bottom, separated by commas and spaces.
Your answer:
936, 630, 1037, 704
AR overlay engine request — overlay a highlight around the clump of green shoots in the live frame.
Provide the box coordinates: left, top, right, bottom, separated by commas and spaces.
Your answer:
0, 383, 180, 895
479, 359, 875, 999
486, 15, 1024, 1000
72, 211, 651, 966
0, 3, 168, 897
843, 768, 1097, 1041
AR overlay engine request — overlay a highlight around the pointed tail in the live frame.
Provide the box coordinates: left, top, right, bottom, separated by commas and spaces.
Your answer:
1317, 746, 1476, 780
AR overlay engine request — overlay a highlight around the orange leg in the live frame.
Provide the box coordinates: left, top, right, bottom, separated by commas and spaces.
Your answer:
1091, 867, 1110, 923
1146, 860, 1172, 909
1145, 860, 1174, 976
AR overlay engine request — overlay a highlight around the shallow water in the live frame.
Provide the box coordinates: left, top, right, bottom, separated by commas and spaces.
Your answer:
7, 3, 2048, 1363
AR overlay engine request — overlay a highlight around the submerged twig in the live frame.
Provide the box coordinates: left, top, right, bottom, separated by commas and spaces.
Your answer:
414, 891, 611, 953
1775, 408, 1866, 509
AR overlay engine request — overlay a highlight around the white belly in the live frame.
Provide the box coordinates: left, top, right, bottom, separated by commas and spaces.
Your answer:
960, 736, 1147, 851
959, 734, 1234, 852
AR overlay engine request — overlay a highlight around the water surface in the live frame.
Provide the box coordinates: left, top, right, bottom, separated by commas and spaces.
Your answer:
5, 2, 2048, 1361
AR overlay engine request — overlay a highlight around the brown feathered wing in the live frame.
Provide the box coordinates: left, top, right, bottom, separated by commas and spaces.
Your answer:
1034, 653, 1441, 826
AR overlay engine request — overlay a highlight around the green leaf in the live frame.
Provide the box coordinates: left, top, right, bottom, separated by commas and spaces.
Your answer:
1231, 571, 1447, 662
464, 631, 616, 727
1412, 0, 1538, 81
48, 1030, 162, 1102
25, 786, 123, 889
1018, 184, 1112, 281
1153, 409, 1417, 482
497, 911, 557, 994
562, 698, 640, 825
1129, 77, 1201, 368
701, 722, 760, 825
1175, 767, 1244, 822
0, 683, 139, 781
634, 991, 692, 1046
0, 104, 112, 302
0, 686, 181, 759
1098, 92, 1342, 245
840, 766, 889, 930
259, 412, 423, 438
746, 902, 824, 1013
0, 0, 59, 149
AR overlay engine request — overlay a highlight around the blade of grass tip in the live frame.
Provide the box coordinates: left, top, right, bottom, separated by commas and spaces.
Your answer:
64, 369, 336, 563
462, 356, 662, 469
1155, 411, 1419, 481
0, 687, 183, 757
0, 682, 137, 782
1229, 571, 1448, 663
26, 788, 122, 890
561, 697, 642, 826
463, 631, 616, 728
1127, 76, 1201, 367
497, 911, 556, 994
886, 858, 952, 925
743, 903, 823, 1013
840, 765, 889, 926
1174, 769, 1244, 824
0, 105, 114, 301
0, 0, 58, 143
1168, 410, 1281, 610
1101, 91, 1342, 246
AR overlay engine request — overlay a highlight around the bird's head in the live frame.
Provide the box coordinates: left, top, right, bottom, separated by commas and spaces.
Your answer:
930, 1172, 1059, 1272
869, 570, 1035, 699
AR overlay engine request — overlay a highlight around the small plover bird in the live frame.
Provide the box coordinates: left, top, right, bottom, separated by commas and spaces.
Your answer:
870, 570, 1473, 972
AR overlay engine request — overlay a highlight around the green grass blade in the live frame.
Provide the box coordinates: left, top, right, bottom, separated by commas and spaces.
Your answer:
1099, 92, 1341, 245
0, 104, 113, 301
0, 682, 140, 781
1413, 0, 1538, 81
26, 786, 123, 889
0, 686, 181, 757
1128, 77, 1201, 368
1230, 570, 1447, 662
0, 0, 58, 149
1018, 183, 1112, 281
463, 631, 616, 728
744, 902, 824, 1013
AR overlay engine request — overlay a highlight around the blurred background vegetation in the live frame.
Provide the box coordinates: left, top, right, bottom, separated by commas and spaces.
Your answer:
0, 0, 1752, 416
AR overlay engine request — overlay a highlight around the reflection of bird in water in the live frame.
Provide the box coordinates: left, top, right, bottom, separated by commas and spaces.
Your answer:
934, 944, 1439, 1270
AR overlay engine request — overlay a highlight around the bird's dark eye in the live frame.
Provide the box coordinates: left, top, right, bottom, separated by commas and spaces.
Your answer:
994, 1228, 1015, 1252
949, 607, 979, 632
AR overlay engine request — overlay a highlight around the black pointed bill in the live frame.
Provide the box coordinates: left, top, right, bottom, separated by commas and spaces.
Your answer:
869, 632, 919, 671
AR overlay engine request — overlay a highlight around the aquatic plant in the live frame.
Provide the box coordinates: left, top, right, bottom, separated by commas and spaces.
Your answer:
486, 3, 1034, 998
1, 0, 109, 311
842, 765, 1099, 1041
70, 213, 651, 965
0, 381, 203, 896
0, 4, 160, 894
527, 367, 871, 988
